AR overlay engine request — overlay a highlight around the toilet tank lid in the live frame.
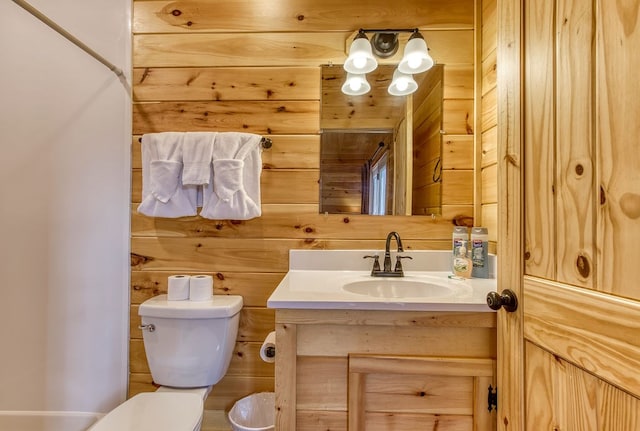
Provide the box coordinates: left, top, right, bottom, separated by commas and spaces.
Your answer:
139, 295, 243, 319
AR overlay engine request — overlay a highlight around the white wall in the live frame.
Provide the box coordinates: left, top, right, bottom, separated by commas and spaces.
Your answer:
0, 0, 130, 414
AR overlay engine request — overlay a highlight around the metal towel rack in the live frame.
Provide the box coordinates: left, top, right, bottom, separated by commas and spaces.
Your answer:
137, 136, 273, 149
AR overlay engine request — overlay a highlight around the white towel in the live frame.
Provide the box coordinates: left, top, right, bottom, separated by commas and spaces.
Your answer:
182, 132, 216, 185
200, 132, 262, 220
137, 132, 198, 218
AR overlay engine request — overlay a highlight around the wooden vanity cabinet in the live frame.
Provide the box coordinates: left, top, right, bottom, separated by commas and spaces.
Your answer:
275, 309, 497, 431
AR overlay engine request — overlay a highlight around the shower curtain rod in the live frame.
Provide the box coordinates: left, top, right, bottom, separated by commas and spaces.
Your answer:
12, 0, 124, 78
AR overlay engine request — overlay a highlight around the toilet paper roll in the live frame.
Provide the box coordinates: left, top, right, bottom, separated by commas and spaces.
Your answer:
260, 331, 276, 363
189, 275, 213, 301
167, 275, 190, 301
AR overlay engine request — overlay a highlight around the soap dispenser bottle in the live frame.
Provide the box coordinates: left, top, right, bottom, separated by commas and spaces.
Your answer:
452, 226, 468, 271
452, 240, 472, 278
470, 227, 490, 278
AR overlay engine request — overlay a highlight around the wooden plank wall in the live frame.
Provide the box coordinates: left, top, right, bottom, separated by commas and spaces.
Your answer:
522, 0, 640, 425
440, 64, 476, 222
480, 0, 498, 245
412, 65, 444, 216
131, 0, 476, 412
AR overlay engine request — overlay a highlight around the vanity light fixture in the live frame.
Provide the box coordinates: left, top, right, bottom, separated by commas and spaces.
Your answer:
388, 69, 418, 96
341, 73, 371, 96
397, 31, 434, 74
342, 28, 434, 96
344, 30, 378, 74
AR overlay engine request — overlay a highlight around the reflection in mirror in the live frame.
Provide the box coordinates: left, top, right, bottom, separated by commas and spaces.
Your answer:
320, 64, 444, 215
320, 130, 394, 214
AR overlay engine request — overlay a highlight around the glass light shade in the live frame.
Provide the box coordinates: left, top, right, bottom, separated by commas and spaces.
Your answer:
341, 73, 371, 96
397, 36, 434, 74
388, 69, 418, 96
344, 37, 378, 74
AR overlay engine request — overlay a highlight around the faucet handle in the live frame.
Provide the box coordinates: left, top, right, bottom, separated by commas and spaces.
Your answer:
394, 255, 413, 273
363, 255, 381, 273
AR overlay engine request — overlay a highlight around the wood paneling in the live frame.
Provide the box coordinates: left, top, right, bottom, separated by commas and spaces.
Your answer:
481, 164, 498, 204
133, 67, 321, 102
444, 65, 475, 99
130, 0, 479, 414
297, 410, 346, 431
131, 208, 466, 241
481, 0, 497, 60
132, 100, 320, 135
481, 126, 497, 168
443, 99, 474, 135
526, 341, 640, 430
442, 135, 474, 170
297, 356, 347, 410
523, 0, 640, 292
480, 0, 498, 235
523, 0, 556, 280
496, 0, 526, 428
412, 66, 444, 216
555, 0, 595, 288
481, 49, 497, 96
348, 355, 495, 430
524, 277, 640, 397
442, 171, 474, 205
296, 325, 495, 357
275, 308, 496, 327
130, 271, 282, 307
133, 0, 475, 33
134, 31, 475, 68
597, 0, 640, 299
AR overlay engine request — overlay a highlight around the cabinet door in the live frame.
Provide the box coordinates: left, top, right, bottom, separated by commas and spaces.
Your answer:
348, 355, 496, 431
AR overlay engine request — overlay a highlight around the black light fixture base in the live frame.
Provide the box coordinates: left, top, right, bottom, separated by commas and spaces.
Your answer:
371, 33, 399, 58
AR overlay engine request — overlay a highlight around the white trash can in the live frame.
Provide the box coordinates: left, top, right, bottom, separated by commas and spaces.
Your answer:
228, 392, 275, 431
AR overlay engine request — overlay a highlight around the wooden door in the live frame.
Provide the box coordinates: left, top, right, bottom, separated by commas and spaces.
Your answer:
496, 0, 640, 429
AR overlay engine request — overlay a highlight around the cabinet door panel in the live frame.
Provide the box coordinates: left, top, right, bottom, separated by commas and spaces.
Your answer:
348, 355, 496, 431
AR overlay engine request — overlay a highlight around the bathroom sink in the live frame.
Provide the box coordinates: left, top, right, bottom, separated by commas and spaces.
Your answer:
342, 278, 456, 299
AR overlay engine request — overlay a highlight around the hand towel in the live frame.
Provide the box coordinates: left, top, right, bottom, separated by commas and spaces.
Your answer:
137, 132, 198, 218
200, 132, 262, 220
182, 132, 216, 185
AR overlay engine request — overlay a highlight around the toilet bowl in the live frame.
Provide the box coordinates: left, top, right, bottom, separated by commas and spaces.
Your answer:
89, 294, 243, 431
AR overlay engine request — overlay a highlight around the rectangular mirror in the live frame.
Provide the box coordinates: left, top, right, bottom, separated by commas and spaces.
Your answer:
320, 64, 444, 215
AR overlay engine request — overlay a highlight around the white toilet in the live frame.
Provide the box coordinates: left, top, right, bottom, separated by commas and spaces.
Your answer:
89, 294, 243, 431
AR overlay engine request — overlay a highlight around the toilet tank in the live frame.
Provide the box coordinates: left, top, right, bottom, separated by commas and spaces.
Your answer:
139, 295, 243, 388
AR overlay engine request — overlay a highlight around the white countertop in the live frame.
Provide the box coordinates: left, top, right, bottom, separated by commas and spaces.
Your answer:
267, 250, 497, 312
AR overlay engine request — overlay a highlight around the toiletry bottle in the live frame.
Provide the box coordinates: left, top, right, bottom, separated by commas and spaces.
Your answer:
470, 227, 489, 278
452, 241, 472, 278
452, 226, 468, 271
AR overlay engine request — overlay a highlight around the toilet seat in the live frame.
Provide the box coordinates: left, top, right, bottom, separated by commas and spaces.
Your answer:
88, 392, 203, 431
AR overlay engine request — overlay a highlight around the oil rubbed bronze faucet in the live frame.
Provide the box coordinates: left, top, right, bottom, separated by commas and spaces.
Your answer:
364, 231, 413, 277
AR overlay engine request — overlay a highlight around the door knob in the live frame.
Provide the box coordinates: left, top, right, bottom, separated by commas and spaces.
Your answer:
486, 289, 518, 312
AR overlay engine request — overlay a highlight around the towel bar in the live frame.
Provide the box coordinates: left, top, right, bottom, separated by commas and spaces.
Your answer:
260, 137, 272, 149
137, 135, 273, 149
